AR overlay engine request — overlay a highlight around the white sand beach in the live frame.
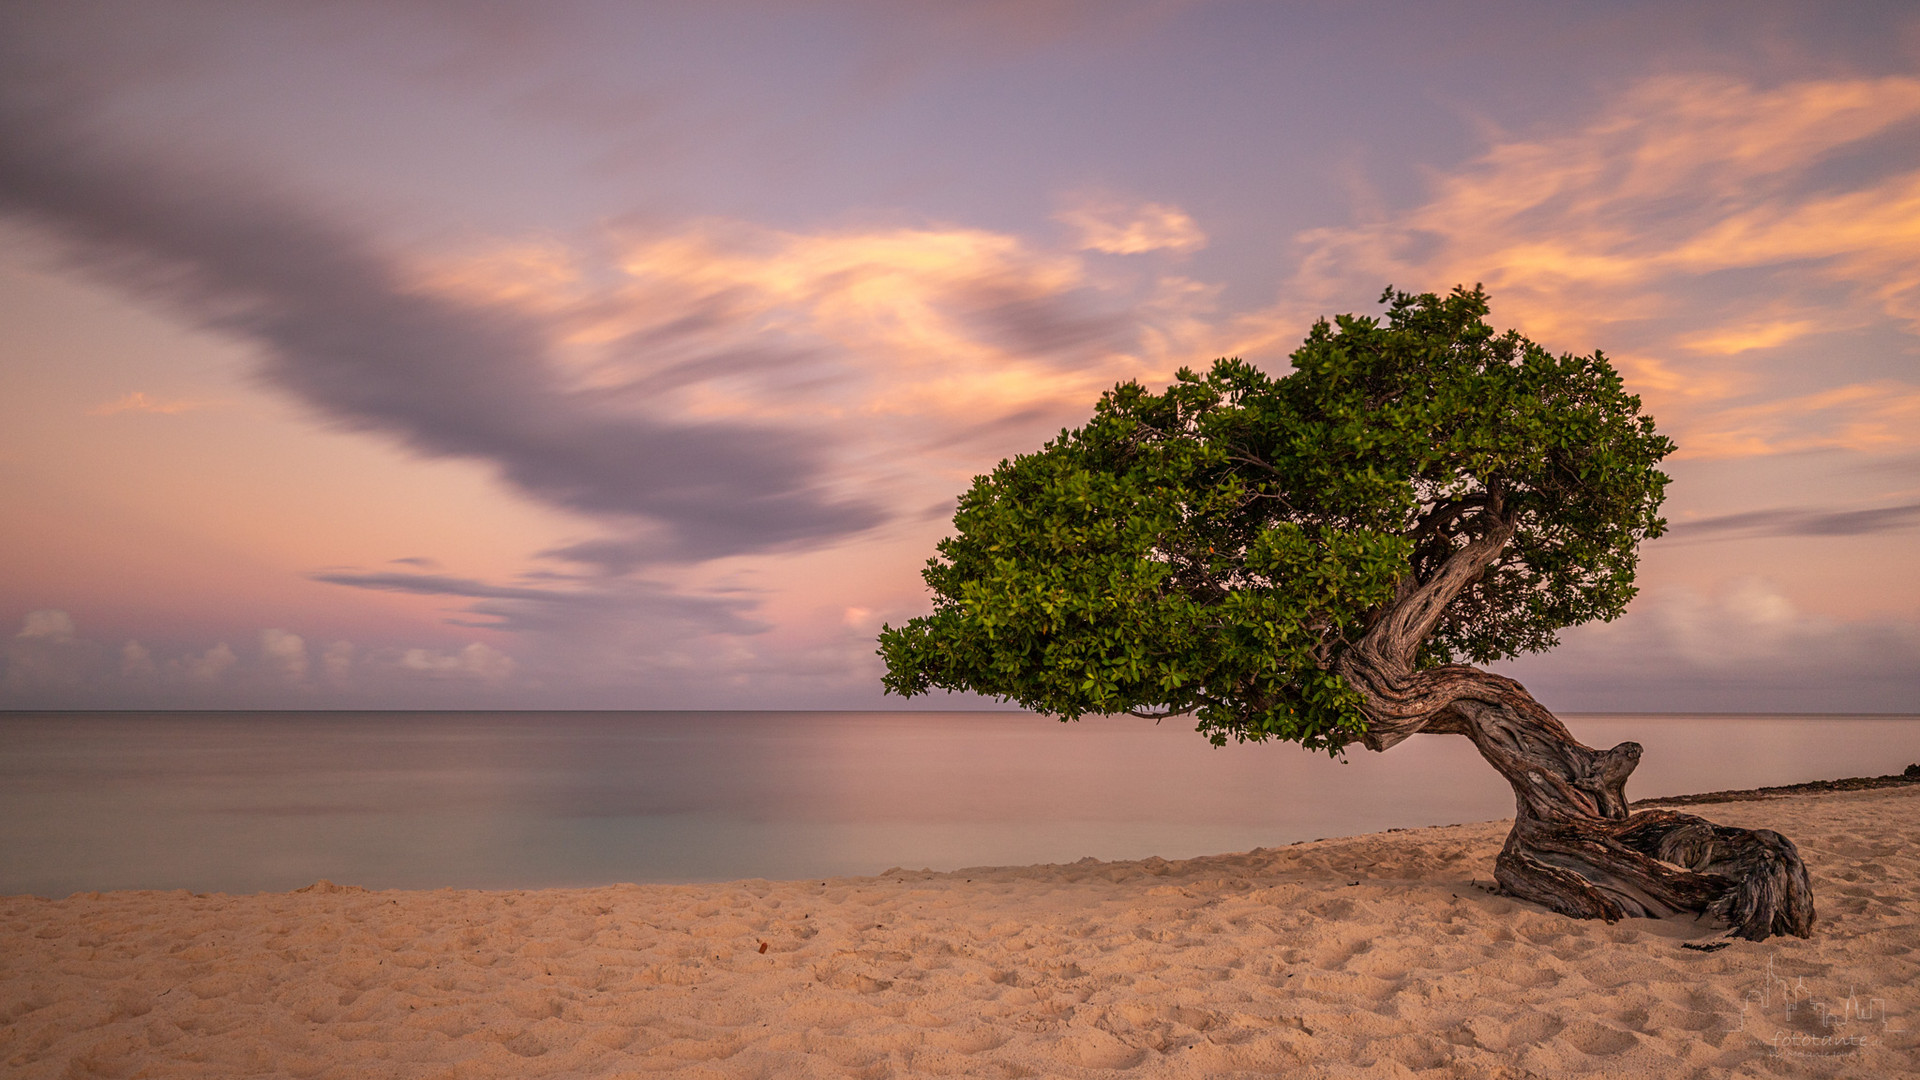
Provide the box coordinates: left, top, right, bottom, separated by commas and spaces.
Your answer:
3, 786, 1914, 1078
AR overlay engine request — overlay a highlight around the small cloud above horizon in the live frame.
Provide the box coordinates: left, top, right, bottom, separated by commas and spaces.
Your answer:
400, 642, 515, 684
16, 609, 76, 642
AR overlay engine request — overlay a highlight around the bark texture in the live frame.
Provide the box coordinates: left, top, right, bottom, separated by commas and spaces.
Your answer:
1333, 520, 1815, 941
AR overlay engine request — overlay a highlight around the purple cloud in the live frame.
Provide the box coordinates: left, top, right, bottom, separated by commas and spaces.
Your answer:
0, 97, 886, 563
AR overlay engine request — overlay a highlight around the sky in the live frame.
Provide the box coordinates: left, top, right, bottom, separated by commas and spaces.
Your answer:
1, 0, 1916, 713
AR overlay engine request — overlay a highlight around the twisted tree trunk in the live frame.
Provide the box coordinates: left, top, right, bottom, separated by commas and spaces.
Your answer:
1333, 519, 1815, 940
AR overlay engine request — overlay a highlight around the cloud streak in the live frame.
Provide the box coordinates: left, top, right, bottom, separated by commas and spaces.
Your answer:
421, 211, 1255, 490
311, 571, 585, 604
313, 565, 768, 642
0, 100, 884, 563
0, 79, 1238, 704
1671, 502, 1920, 541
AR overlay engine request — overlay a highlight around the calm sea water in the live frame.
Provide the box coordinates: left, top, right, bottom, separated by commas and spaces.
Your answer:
2, 710, 1916, 898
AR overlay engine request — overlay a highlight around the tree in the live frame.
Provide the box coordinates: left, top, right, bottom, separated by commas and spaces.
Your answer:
880, 286, 1813, 941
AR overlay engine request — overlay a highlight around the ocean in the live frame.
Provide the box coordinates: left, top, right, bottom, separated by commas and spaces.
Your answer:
3, 710, 1916, 897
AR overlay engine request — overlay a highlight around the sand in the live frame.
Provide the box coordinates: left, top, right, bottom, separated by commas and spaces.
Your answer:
3, 787, 1914, 1079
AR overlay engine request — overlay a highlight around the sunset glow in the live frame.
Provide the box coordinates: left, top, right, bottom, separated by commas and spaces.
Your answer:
2, 2, 1914, 711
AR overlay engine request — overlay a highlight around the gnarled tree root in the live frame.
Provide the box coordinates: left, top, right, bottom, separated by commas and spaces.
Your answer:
1338, 655, 1817, 941
1494, 809, 1815, 940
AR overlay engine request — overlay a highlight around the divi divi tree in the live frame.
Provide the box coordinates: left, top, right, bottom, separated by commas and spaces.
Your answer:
880, 287, 1812, 941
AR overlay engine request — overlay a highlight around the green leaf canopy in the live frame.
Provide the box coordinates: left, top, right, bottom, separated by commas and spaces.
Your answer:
879, 287, 1673, 752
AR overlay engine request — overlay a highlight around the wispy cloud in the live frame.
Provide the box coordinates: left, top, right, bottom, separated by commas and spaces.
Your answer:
1288, 74, 1920, 459
1677, 319, 1817, 356
313, 565, 767, 651
419, 215, 1250, 493
0, 81, 1233, 582
0, 79, 1241, 696
1679, 383, 1920, 459
87, 391, 210, 416
311, 570, 583, 604
1055, 193, 1207, 255
436, 222, 1143, 418
0, 101, 884, 565
1670, 502, 1920, 541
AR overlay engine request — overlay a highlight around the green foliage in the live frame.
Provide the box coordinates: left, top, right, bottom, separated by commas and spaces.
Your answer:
879, 287, 1673, 751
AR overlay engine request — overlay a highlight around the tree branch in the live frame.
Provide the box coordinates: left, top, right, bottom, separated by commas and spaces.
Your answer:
1360, 513, 1514, 670
1409, 493, 1488, 540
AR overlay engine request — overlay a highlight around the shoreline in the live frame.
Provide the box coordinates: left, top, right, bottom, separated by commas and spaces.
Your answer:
1630, 765, 1920, 807
4, 784, 1916, 1076
10, 766, 1916, 905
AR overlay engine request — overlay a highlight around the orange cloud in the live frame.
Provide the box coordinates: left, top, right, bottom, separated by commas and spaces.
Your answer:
1679, 382, 1920, 459
1677, 319, 1818, 356
1287, 73, 1920, 458
408, 215, 1329, 557
1055, 193, 1207, 255
88, 391, 209, 416
418, 73, 1920, 484
417, 220, 1246, 466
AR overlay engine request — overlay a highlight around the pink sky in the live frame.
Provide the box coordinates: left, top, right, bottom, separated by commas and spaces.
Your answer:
2, 1, 1916, 711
